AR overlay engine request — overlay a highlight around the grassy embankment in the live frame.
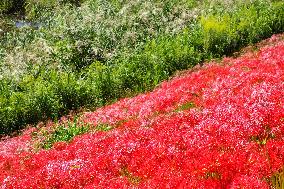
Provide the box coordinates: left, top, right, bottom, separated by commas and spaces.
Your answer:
1, 34, 284, 188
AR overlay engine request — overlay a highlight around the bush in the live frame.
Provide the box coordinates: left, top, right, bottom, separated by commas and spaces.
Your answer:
25, 0, 86, 20
0, 0, 24, 14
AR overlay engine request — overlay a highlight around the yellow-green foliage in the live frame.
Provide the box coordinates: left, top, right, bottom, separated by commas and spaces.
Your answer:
25, 0, 57, 20
201, 14, 236, 54
200, 1, 284, 56
0, 0, 14, 13
25, 0, 85, 20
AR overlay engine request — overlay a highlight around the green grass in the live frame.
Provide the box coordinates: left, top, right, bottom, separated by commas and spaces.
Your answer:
0, 0, 284, 135
32, 118, 114, 150
33, 117, 90, 149
175, 101, 196, 112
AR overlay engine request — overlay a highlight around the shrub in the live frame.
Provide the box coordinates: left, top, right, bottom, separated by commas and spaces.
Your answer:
0, 0, 24, 14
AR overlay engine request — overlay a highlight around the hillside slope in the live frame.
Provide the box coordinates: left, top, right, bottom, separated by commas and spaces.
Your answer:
0, 34, 284, 188
1, 0, 283, 135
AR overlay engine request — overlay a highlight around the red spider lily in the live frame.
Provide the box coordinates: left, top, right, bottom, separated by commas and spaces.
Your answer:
0, 35, 284, 188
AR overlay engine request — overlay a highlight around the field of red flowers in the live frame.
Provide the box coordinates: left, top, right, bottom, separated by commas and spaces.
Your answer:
0, 34, 284, 188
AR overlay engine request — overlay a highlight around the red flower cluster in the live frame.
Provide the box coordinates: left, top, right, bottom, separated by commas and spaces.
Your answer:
0, 35, 284, 188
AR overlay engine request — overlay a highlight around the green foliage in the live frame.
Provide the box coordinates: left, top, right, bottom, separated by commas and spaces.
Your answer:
85, 61, 118, 102
40, 118, 90, 149
34, 119, 112, 150
0, 17, 15, 37
175, 101, 196, 112
0, 0, 284, 135
200, 1, 284, 57
0, 70, 100, 134
25, 0, 86, 20
0, 0, 84, 20
0, 0, 24, 14
96, 123, 113, 132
